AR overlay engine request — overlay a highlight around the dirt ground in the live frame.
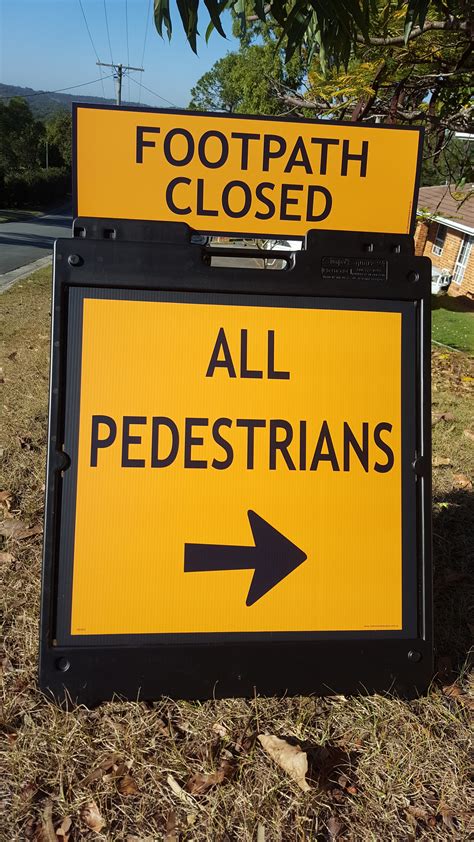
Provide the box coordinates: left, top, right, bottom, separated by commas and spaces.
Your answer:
1, 268, 473, 841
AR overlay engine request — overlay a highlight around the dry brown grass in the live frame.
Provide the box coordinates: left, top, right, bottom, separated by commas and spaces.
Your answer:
1, 269, 473, 841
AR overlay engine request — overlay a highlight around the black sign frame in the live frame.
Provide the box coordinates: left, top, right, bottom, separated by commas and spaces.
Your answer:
39, 228, 432, 703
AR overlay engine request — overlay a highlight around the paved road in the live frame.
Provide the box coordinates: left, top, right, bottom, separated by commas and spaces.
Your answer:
0, 204, 72, 274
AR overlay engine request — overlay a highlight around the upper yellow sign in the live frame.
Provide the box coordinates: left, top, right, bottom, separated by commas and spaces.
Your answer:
67, 289, 403, 637
73, 105, 422, 237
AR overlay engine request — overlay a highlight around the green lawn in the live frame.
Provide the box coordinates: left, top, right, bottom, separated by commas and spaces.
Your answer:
432, 295, 474, 353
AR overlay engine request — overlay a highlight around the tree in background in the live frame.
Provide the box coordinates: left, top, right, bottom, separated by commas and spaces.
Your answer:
0, 98, 72, 174
0, 97, 45, 172
45, 111, 73, 168
189, 40, 303, 114
0, 98, 72, 208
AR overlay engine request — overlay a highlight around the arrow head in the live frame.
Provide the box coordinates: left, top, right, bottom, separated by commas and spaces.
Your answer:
246, 510, 307, 606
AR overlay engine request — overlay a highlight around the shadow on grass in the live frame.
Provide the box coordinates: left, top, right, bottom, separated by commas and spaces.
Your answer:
433, 489, 473, 671
279, 734, 360, 794
431, 294, 474, 314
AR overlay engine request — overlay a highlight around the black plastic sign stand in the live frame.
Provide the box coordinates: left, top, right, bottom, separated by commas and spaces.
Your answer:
40, 223, 432, 704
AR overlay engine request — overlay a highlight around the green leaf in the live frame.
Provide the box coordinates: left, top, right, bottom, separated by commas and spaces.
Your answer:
233, 0, 246, 36
176, 0, 200, 52
253, 0, 267, 20
404, 0, 417, 43
204, 0, 228, 39
417, 0, 430, 31
154, 0, 172, 40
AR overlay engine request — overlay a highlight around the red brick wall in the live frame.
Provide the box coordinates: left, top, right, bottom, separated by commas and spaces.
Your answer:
414, 220, 474, 298
414, 220, 429, 256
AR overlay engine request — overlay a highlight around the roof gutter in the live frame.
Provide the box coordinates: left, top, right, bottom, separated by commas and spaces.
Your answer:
417, 211, 474, 237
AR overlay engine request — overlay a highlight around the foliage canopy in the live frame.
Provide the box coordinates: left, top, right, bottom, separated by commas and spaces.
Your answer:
154, 0, 470, 69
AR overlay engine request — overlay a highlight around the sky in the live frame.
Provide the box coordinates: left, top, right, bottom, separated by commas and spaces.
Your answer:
0, 0, 240, 108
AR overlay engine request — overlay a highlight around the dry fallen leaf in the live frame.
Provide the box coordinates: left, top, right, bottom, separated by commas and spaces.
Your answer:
117, 774, 139, 795
432, 411, 455, 426
0, 519, 43, 540
452, 473, 473, 491
185, 759, 235, 795
167, 774, 195, 807
212, 722, 228, 738
165, 809, 178, 842
126, 836, 154, 842
258, 734, 310, 792
406, 804, 435, 826
34, 800, 56, 842
0, 490, 13, 511
55, 816, 72, 840
20, 781, 37, 803
464, 429, 474, 442
442, 682, 462, 699
257, 824, 266, 842
0, 551, 14, 564
442, 683, 474, 710
80, 752, 122, 785
18, 435, 38, 451
80, 801, 105, 833
432, 456, 452, 467
440, 808, 457, 830
327, 816, 342, 838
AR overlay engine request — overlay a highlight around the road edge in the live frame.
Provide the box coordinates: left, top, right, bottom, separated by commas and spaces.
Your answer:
0, 255, 52, 294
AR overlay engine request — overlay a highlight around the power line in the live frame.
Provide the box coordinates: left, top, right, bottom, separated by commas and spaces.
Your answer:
0, 76, 114, 100
103, 0, 114, 64
138, 0, 152, 104
125, 0, 130, 103
78, 0, 100, 61
77, 0, 105, 97
128, 75, 179, 109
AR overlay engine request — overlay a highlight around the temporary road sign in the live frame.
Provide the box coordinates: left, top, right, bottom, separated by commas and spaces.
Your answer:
39, 229, 433, 702
60, 291, 407, 638
73, 104, 423, 239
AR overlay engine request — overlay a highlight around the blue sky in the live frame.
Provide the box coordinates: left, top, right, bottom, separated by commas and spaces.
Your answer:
0, 0, 240, 108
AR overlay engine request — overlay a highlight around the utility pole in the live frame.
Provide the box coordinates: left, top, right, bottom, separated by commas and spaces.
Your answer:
96, 61, 144, 106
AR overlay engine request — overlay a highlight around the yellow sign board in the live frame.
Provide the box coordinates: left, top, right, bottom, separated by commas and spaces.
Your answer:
74, 104, 422, 237
67, 289, 403, 637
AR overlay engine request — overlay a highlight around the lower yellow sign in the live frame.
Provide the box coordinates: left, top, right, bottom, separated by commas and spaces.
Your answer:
68, 292, 402, 636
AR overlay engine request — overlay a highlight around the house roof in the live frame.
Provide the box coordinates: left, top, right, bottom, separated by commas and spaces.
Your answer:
417, 183, 474, 235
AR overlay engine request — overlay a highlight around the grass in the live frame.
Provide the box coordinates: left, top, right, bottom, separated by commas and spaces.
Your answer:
1, 268, 473, 841
431, 294, 474, 353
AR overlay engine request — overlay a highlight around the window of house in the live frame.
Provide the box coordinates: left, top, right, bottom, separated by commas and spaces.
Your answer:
432, 224, 447, 256
453, 234, 473, 285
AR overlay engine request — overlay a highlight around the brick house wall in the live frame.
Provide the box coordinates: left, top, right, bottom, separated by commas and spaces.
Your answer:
414, 220, 474, 299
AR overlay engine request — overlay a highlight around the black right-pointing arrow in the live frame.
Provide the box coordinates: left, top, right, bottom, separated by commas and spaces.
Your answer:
184, 510, 307, 606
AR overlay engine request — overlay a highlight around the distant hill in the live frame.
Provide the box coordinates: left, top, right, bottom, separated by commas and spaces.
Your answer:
0, 83, 144, 120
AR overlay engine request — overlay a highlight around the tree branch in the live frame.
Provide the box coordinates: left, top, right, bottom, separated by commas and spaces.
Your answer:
351, 61, 386, 122
246, 10, 468, 44
356, 18, 468, 46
